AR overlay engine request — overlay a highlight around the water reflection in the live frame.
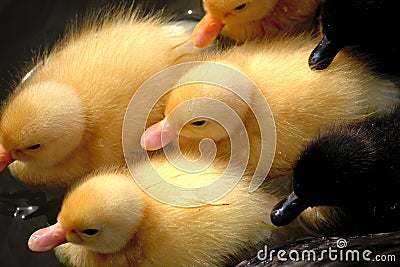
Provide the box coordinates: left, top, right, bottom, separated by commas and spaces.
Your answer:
0, 169, 64, 266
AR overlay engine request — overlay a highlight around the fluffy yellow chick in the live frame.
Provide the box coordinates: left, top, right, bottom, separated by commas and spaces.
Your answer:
142, 35, 399, 182
0, 8, 203, 187
28, 152, 305, 266
192, 0, 321, 47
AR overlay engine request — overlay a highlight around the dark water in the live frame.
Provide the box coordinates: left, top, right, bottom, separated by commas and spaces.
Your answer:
0, 170, 64, 266
236, 232, 400, 267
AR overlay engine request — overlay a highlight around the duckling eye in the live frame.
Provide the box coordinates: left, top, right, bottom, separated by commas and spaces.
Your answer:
82, 228, 99, 237
191, 120, 208, 127
234, 2, 248, 11
26, 144, 41, 150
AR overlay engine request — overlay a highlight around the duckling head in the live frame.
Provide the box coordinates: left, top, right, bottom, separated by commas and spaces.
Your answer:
204, 0, 278, 25
28, 170, 145, 254
271, 127, 377, 226
0, 82, 85, 172
193, 0, 279, 47
141, 82, 251, 151
309, 0, 390, 70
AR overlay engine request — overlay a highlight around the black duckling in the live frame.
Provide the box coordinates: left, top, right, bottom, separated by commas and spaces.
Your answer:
271, 106, 400, 235
309, 0, 400, 74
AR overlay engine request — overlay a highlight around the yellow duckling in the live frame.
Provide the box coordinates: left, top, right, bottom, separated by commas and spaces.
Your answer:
0, 7, 203, 187
142, 35, 399, 182
28, 151, 304, 266
192, 0, 321, 47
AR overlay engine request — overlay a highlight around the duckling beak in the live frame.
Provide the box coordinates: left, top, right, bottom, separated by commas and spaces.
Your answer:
28, 222, 68, 252
192, 13, 225, 48
270, 192, 309, 226
308, 34, 343, 70
140, 118, 178, 151
0, 144, 15, 172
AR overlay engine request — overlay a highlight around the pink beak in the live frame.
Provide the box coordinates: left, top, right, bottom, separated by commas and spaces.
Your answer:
28, 222, 68, 252
192, 13, 225, 48
140, 118, 178, 151
0, 144, 15, 171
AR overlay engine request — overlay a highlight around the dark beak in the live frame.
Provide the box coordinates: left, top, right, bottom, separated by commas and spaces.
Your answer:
270, 191, 309, 226
308, 34, 343, 70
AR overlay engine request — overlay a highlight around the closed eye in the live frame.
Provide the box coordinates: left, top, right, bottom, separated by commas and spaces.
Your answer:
234, 2, 248, 11
26, 144, 41, 150
82, 228, 100, 237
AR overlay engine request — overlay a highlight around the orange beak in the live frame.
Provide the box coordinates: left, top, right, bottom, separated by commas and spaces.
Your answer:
0, 144, 15, 171
140, 118, 178, 151
192, 13, 225, 48
28, 222, 68, 252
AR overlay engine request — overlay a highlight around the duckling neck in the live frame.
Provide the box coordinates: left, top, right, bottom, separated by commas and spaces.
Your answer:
8, 144, 90, 187
222, 0, 318, 44
260, 0, 319, 34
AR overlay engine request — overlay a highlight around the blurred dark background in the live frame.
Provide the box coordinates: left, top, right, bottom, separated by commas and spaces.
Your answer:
0, 1, 203, 266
